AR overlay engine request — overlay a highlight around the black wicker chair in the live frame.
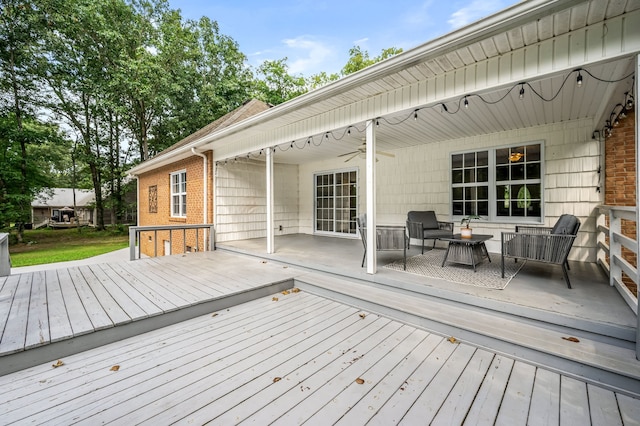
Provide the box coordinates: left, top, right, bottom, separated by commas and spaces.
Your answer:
501, 214, 580, 288
406, 211, 454, 254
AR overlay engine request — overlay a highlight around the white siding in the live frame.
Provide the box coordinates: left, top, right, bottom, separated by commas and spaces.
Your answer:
215, 161, 299, 242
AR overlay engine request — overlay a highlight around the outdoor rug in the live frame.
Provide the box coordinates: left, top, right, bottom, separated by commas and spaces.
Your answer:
384, 250, 525, 290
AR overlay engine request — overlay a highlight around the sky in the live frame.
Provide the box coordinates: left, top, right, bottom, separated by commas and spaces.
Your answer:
170, 0, 521, 77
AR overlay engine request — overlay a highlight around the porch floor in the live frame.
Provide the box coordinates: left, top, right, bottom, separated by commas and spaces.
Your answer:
218, 234, 637, 336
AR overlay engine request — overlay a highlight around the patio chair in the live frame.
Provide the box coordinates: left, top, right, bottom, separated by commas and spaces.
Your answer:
501, 214, 581, 288
356, 214, 407, 269
406, 211, 454, 254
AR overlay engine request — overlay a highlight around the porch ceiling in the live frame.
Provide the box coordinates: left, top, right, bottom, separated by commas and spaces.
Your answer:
253, 56, 636, 165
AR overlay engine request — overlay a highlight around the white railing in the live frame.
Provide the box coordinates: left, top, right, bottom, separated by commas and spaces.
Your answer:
596, 205, 638, 314
128, 224, 215, 260
0, 233, 11, 276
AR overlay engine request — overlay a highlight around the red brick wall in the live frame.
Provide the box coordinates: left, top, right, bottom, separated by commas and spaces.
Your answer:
136, 152, 213, 256
604, 109, 637, 295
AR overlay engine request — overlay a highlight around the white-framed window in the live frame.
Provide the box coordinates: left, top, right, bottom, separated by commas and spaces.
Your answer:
314, 169, 358, 235
451, 142, 542, 222
170, 170, 187, 217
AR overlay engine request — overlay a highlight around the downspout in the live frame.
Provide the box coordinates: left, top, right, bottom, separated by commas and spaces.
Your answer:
191, 147, 208, 251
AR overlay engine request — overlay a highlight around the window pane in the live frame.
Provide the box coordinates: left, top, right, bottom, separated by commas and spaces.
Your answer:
526, 163, 541, 179
496, 148, 509, 164
477, 185, 489, 200
452, 187, 463, 201
452, 169, 463, 184
452, 154, 463, 169
452, 202, 464, 216
526, 144, 540, 161
496, 165, 509, 181
478, 201, 489, 216
464, 153, 476, 167
511, 164, 525, 180
464, 169, 475, 183
464, 187, 476, 200
477, 167, 489, 182
477, 151, 488, 166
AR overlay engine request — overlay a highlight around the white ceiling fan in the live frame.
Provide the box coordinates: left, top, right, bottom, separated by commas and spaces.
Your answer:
337, 142, 395, 162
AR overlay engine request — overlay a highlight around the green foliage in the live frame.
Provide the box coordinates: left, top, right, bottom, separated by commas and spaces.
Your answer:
253, 58, 308, 105
0, 114, 69, 228
341, 45, 403, 76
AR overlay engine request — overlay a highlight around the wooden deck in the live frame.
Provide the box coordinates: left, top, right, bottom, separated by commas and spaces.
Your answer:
0, 251, 299, 375
1, 291, 638, 425
1, 248, 639, 423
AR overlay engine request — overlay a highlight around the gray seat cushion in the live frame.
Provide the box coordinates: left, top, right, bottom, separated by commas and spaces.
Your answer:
407, 211, 439, 229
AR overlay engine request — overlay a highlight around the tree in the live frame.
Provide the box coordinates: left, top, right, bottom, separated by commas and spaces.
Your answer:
0, 0, 51, 239
341, 46, 403, 76
0, 114, 69, 230
254, 58, 308, 105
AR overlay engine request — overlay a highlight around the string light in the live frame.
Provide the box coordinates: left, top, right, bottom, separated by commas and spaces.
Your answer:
215, 68, 633, 165
576, 69, 583, 87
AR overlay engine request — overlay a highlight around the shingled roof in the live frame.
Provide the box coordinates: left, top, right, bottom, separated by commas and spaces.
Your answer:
156, 99, 272, 156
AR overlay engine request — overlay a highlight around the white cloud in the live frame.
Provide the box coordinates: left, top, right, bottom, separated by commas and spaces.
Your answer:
448, 0, 505, 29
281, 36, 335, 75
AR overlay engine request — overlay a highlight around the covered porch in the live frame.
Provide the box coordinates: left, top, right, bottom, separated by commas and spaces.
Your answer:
218, 233, 636, 341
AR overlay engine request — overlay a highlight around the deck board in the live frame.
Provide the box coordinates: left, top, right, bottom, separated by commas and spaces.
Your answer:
87, 264, 148, 321
463, 355, 514, 426
0, 274, 32, 354
494, 361, 536, 425
67, 266, 113, 330
24, 270, 50, 349
0, 291, 637, 424
560, 376, 591, 425
430, 348, 496, 425
528, 368, 561, 426
45, 269, 73, 342
0, 275, 21, 346
78, 265, 132, 325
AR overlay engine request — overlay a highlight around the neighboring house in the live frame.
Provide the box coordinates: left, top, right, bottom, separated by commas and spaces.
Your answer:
31, 188, 95, 228
129, 0, 639, 300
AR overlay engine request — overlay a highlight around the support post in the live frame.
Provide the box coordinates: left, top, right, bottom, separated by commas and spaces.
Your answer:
266, 147, 275, 254
129, 227, 137, 261
365, 120, 376, 274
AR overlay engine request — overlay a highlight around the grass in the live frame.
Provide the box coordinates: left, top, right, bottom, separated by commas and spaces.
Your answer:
8, 227, 129, 267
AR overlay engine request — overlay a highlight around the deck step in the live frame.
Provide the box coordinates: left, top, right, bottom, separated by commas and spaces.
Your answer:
294, 272, 640, 397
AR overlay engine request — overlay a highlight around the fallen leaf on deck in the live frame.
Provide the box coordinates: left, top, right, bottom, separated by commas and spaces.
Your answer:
448, 337, 458, 344
355, 378, 365, 385
359, 313, 366, 319
273, 377, 281, 383
562, 336, 580, 343
52, 360, 64, 368
282, 290, 290, 295
110, 365, 120, 371
292, 288, 301, 293
272, 297, 279, 301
